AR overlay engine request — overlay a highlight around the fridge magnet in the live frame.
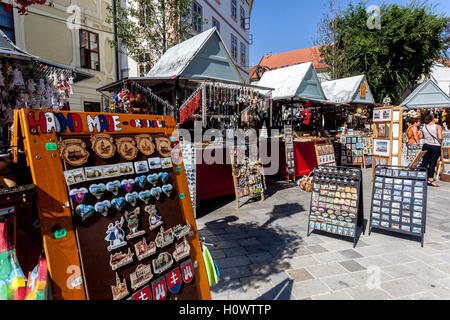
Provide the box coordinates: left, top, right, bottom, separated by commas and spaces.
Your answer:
172, 237, 190, 262
130, 264, 154, 290
135, 175, 148, 189
134, 237, 157, 261
148, 157, 162, 169
158, 172, 169, 184
102, 164, 120, 178
134, 161, 149, 174
180, 260, 194, 284
85, 166, 104, 181
125, 192, 139, 207
147, 173, 159, 186
58, 139, 89, 167
105, 217, 127, 251
106, 180, 121, 196
173, 222, 191, 240
111, 197, 126, 213
151, 187, 162, 201
119, 162, 135, 175
75, 204, 94, 222
136, 134, 155, 156
110, 248, 134, 271
155, 227, 174, 248
139, 190, 152, 204
90, 134, 116, 159
121, 179, 135, 193
151, 276, 167, 301
116, 137, 138, 160
69, 187, 88, 204
64, 168, 86, 185
166, 267, 182, 294
161, 158, 172, 169
152, 252, 174, 274
89, 183, 107, 199
149, 212, 163, 231
111, 272, 129, 300
162, 184, 173, 197
125, 207, 145, 240
155, 137, 173, 158
95, 200, 111, 217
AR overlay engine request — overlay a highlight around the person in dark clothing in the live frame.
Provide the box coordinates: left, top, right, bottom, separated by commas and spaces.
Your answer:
420, 114, 443, 187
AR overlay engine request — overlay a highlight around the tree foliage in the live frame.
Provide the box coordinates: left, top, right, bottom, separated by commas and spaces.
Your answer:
319, 0, 449, 104
106, 0, 195, 68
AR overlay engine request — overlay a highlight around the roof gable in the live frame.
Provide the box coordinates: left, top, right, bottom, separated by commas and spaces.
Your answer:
147, 28, 243, 83
401, 79, 450, 109
258, 62, 326, 101
321, 75, 375, 104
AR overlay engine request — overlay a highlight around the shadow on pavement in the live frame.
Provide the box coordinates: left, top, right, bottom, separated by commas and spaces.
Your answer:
257, 278, 294, 300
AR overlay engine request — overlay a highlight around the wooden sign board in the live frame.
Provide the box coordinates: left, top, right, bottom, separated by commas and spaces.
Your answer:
372, 106, 403, 176
229, 145, 266, 208
307, 166, 364, 248
12, 108, 210, 300
369, 165, 428, 247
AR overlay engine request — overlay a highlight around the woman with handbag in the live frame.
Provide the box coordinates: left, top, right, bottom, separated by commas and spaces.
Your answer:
421, 114, 443, 187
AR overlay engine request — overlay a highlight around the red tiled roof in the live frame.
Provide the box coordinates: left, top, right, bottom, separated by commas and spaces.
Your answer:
251, 45, 328, 80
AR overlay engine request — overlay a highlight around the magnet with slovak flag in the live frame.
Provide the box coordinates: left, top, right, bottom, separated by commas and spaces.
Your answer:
180, 259, 194, 284
166, 267, 182, 294
132, 285, 152, 301
151, 276, 167, 301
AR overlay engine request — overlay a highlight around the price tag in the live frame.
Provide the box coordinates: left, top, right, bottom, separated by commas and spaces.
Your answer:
45, 143, 58, 151
179, 193, 185, 200
176, 166, 182, 172
54, 228, 67, 239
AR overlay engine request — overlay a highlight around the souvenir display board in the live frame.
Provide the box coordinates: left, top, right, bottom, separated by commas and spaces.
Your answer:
442, 146, 450, 164
180, 142, 197, 217
339, 135, 372, 168
284, 125, 296, 182
372, 106, 403, 171
307, 166, 364, 248
12, 108, 210, 300
315, 142, 336, 166
229, 145, 266, 208
369, 165, 428, 247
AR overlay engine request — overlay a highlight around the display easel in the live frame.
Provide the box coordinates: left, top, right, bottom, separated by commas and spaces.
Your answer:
11, 108, 211, 300
229, 145, 266, 208
372, 106, 403, 177
408, 151, 427, 168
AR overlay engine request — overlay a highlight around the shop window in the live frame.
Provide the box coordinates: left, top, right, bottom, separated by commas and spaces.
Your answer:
84, 101, 101, 112
240, 6, 245, 29
192, 1, 202, 33
0, 3, 14, 43
212, 17, 220, 33
240, 42, 246, 66
231, 35, 237, 60
80, 29, 100, 71
231, 0, 237, 21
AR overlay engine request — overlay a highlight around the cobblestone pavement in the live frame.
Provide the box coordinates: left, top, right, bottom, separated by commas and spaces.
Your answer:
196, 169, 450, 300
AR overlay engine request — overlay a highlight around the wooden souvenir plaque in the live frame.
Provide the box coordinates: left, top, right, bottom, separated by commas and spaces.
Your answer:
12, 108, 211, 300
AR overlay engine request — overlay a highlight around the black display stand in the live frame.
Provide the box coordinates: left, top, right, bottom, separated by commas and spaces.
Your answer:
369, 165, 428, 247
307, 166, 364, 248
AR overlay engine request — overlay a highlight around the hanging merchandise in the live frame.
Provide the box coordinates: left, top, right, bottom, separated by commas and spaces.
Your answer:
25, 255, 48, 300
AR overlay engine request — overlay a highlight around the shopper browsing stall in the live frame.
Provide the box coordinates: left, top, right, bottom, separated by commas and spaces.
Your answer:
421, 114, 443, 187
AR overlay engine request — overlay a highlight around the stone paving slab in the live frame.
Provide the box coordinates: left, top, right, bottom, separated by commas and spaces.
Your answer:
198, 170, 450, 300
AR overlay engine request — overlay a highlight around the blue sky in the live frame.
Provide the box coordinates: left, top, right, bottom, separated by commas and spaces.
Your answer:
249, 0, 450, 66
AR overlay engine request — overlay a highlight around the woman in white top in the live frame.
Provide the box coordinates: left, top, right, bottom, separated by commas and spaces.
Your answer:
421, 114, 443, 187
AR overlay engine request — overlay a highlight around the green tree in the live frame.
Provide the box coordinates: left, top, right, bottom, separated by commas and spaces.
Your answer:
106, 0, 197, 70
319, 1, 449, 104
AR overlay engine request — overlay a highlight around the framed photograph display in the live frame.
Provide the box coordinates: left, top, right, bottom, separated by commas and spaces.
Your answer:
369, 165, 428, 247
307, 166, 364, 248
374, 139, 390, 157
315, 142, 336, 166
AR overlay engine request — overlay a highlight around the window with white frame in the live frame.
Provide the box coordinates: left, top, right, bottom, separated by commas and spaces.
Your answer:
231, 35, 237, 60
231, 0, 237, 20
192, 1, 202, 33
240, 42, 246, 66
240, 6, 245, 29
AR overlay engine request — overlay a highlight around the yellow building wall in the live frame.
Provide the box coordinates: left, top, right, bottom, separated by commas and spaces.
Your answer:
13, 0, 117, 111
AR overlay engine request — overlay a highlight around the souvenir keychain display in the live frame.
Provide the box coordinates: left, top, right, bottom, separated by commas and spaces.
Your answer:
369, 165, 428, 247
59, 131, 199, 300
230, 145, 266, 208
180, 141, 197, 217
307, 166, 364, 247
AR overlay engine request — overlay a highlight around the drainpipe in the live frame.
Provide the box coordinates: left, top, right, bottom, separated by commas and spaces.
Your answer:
113, 0, 120, 80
